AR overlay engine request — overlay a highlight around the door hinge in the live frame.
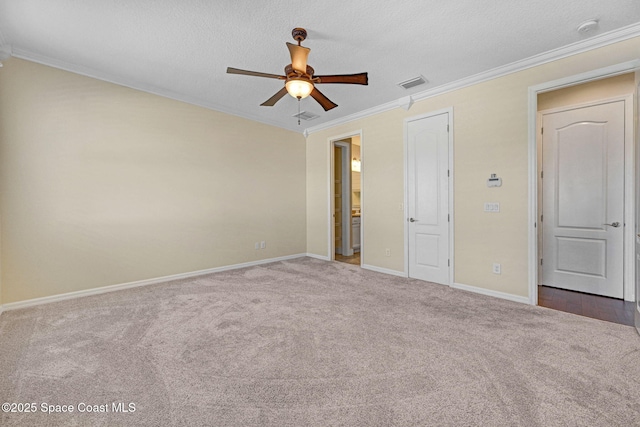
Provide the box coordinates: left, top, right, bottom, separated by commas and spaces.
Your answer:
540, 258, 543, 266
448, 214, 450, 222
540, 214, 543, 222
447, 124, 450, 132
541, 127, 544, 135
448, 259, 450, 267
447, 169, 450, 177
541, 171, 543, 179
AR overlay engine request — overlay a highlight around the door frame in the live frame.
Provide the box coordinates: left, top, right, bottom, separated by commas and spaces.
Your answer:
328, 130, 363, 261
528, 60, 640, 305
403, 107, 454, 283
636, 79, 640, 335
334, 140, 353, 257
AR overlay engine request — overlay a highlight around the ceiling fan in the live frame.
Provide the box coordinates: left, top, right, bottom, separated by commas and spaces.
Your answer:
227, 28, 368, 112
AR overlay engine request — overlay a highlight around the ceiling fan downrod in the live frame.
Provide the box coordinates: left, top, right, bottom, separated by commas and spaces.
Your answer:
292, 27, 307, 46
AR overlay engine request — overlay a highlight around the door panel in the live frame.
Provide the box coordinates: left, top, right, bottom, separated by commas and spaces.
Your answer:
407, 112, 450, 285
415, 136, 440, 225
416, 234, 440, 267
542, 101, 624, 298
556, 237, 605, 276
556, 123, 606, 228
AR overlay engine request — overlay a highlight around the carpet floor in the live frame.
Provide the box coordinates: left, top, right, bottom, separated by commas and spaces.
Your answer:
1, 257, 639, 426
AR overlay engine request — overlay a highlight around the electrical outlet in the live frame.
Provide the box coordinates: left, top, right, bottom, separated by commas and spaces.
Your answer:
492, 263, 501, 274
260, 241, 266, 249
385, 248, 391, 257
255, 242, 260, 250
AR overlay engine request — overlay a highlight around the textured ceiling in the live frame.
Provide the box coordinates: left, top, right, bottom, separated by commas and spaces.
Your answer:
1, 0, 640, 133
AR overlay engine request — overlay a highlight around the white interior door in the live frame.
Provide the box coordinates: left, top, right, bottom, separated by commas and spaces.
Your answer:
407, 112, 450, 285
541, 101, 625, 298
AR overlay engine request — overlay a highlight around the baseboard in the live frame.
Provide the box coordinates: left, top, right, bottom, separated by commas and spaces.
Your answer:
451, 282, 531, 305
0, 253, 307, 313
305, 253, 331, 261
361, 264, 408, 278
0, 258, 532, 315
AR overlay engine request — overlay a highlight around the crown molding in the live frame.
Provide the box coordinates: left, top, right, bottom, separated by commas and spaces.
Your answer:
304, 22, 640, 135
8, 21, 640, 137
10, 48, 302, 133
0, 29, 10, 66
0, 45, 11, 62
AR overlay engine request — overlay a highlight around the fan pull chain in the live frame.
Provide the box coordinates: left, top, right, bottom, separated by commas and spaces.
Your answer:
297, 96, 301, 125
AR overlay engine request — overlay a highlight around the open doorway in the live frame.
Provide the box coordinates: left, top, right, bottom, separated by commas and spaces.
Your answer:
535, 72, 636, 325
330, 133, 362, 266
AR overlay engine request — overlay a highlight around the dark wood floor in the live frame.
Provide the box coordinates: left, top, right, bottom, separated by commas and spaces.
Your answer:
332, 261, 637, 326
538, 285, 636, 326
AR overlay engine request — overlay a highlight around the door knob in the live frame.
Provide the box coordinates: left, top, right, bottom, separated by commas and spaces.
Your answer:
604, 222, 620, 227
409, 218, 419, 222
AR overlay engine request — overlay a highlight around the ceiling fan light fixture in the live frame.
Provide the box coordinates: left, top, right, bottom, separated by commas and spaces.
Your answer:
286, 78, 314, 99
227, 27, 367, 113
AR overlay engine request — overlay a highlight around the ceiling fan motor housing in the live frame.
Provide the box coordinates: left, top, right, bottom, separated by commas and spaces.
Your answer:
292, 27, 307, 44
285, 64, 314, 79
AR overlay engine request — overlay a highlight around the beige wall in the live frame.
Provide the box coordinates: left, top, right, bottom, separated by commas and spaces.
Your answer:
0, 58, 306, 304
306, 37, 640, 298
2, 37, 638, 307
538, 72, 635, 111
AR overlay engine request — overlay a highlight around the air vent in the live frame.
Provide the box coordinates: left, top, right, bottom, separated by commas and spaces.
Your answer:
292, 111, 319, 121
397, 75, 428, 90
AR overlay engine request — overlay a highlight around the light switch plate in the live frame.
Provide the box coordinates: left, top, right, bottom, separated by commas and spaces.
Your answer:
484, 202, 500, 212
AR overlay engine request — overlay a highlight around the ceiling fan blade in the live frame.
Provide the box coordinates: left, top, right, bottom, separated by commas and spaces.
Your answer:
286, 42, 310, 74
260, 87, 289, 107
310, 87, 338, 111
227, 67, 285, 80
314, 73, 368, 85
